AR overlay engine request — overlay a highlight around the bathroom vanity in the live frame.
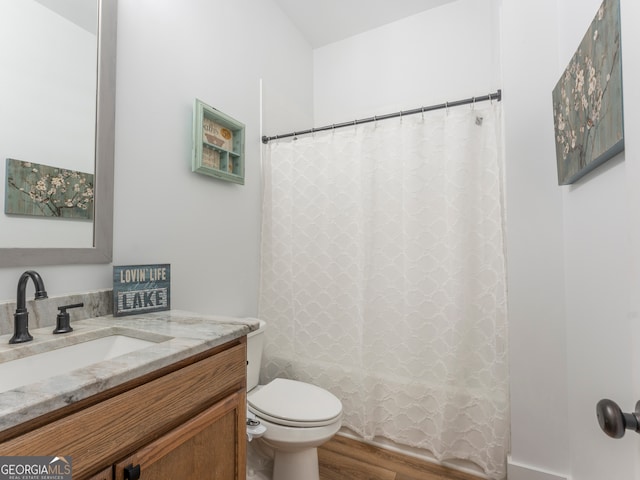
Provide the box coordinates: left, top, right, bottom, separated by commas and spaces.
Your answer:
0, 310, 257, 480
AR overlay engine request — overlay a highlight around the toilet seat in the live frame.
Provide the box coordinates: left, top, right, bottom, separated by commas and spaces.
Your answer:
248, 378, 342, 428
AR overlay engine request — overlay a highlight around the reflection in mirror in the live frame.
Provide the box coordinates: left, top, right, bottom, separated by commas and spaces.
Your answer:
0, 0, 116, 266
0, 0, 98, 248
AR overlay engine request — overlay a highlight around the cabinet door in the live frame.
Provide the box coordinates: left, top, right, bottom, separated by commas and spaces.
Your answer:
87, 467, 112, 480
114, 390, 246, 480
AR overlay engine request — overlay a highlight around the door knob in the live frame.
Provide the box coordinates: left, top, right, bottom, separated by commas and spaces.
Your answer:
596, 399, 640, 438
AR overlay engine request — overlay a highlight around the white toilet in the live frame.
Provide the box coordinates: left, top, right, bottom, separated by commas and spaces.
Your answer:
246, 320, 343, 480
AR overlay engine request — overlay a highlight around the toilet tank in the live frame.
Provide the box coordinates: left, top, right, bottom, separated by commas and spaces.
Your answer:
246, 319, 266, 391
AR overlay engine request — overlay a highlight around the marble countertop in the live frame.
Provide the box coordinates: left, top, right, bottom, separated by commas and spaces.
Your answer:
0, 310, 258, 434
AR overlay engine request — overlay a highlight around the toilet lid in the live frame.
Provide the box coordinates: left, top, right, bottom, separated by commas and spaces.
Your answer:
248, 378, 343, 427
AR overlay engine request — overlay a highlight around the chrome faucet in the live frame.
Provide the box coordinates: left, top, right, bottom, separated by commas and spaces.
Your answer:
9, 270, 48, 344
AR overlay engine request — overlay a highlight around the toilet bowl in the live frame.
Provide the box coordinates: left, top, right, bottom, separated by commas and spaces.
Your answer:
246, 320, 343, 480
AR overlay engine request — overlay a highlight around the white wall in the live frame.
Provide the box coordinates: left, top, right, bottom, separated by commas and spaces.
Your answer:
561, 0, 640, 478
313, 0, 501, 125
504, 0, 640, 479
0, 0, 313, 319
111, 0, 312, 317
501, 0, 570, 477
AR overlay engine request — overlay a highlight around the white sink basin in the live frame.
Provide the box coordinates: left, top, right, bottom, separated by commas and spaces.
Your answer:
0, 334, 157, 394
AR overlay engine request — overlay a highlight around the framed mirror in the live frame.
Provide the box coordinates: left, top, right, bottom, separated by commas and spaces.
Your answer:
0, 0, 116, 267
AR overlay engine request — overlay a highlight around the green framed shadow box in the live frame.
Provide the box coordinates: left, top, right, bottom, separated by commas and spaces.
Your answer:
192, 99, 245, 185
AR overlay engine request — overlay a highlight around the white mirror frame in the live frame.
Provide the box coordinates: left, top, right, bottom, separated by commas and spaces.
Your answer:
0, 0, 117, 267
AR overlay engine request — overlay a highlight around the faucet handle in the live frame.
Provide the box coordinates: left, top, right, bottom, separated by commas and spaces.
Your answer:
53, 303, 84, 334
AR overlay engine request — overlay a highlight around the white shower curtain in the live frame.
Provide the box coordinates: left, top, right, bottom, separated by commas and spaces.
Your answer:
259, 103, 508, 479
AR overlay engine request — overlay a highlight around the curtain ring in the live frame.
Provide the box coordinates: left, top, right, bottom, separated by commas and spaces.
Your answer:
472, 97, 476, 110
421, 106, 425, 120
445, 102, 449, 115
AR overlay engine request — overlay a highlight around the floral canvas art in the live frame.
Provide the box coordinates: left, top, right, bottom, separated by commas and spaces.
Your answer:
552, 0, 624, 185
4, 159, 94, 219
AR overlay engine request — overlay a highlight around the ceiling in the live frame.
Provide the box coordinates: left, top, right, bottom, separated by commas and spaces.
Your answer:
273, 0, 459, 48
33, 0, 96, 33
33, 1, 457, 47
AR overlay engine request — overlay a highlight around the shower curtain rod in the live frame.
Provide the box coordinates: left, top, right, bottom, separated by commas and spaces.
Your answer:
261, 89, 502, 144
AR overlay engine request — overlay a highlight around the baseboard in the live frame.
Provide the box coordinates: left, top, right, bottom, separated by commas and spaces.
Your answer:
507, 457, 570, 480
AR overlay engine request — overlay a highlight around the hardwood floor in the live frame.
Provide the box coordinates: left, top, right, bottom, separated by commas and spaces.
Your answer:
318, 435, 484, 480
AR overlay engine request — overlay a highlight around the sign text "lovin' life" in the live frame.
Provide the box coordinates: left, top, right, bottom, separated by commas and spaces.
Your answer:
112, 263, 171, 317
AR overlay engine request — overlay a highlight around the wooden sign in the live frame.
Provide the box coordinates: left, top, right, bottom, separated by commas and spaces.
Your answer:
113, 264, 170, 317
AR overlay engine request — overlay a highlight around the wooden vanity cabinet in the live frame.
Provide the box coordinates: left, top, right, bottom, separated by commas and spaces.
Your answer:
87, 467, 112, 480
114, 391, 244, 480
0, 338, 247, 480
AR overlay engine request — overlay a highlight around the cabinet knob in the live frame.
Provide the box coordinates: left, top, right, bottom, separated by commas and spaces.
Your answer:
596, 399, 640, 438
123, 464, 141, 480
